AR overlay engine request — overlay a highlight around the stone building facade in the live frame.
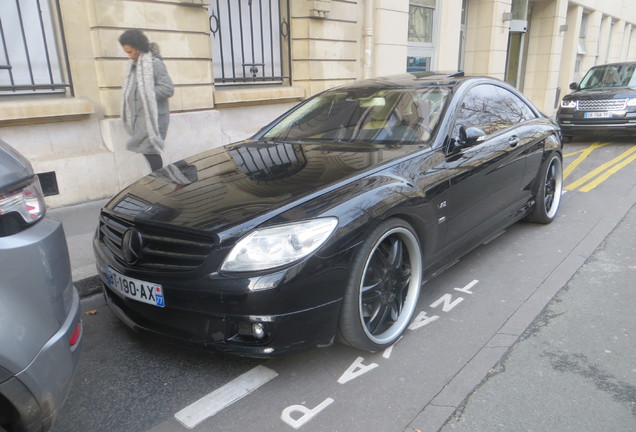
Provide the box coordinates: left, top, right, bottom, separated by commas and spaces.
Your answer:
1, 0, 635, 207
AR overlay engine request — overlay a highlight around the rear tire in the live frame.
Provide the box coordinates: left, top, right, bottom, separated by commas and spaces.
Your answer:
525, 153, 563, 224
338, 218, 422, 351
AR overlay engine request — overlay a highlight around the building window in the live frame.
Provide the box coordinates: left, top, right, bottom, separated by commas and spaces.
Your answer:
0, 0, 71, 96
409, 0, 434, 43
209, 0, 291, 86
574, 12, 589, 77
408, 0, 436, 72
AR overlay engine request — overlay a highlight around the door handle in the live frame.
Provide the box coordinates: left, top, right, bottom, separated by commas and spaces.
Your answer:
509, 136, 519, 147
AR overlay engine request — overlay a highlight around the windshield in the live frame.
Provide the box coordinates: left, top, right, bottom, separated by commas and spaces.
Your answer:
579, 63, 636, 89
261, 86, 449, 144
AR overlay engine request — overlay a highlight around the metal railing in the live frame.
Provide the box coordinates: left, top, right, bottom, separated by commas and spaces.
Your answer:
0, 0, 71, 96
210, 0, 290, 86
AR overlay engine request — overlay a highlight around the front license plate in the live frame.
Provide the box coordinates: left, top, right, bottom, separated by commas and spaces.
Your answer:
105, 266, 165, 307
584, 112, 612, 118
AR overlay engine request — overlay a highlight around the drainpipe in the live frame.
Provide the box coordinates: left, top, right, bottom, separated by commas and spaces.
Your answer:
363, 0, 375, 79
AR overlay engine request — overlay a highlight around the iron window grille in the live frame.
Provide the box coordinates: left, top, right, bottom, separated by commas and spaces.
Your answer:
0, 0, 72, 96
210, 0, 291, 86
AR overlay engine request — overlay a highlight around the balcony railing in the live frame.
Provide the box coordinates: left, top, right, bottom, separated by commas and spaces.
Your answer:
210, 0, 290, 86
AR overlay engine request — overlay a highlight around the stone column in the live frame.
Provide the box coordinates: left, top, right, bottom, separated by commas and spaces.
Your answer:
463, 0, 511, 79
557, 4, 582, 95
608, 19, 627, 62
580, 10, 603, 76
373, 0, 409, 77
437, 0, 463, 71
598, 15, 613, 64
523, 0, 568, 114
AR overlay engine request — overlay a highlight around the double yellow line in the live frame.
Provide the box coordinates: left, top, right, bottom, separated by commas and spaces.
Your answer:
564, 143, 636, 192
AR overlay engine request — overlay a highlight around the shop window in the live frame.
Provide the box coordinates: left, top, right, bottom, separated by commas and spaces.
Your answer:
209, 0, 291, 86
0, 0, 71, 96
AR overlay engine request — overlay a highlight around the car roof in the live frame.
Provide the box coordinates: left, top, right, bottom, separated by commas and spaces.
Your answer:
589, 61, 636, 68
329, 71, 504, 93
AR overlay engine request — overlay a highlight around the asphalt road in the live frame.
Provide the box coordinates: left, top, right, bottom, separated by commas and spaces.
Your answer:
51, 139, 636, 432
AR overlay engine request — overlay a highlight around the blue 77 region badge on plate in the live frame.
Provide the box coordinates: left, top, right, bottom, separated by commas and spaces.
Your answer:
105, 266, 165, 307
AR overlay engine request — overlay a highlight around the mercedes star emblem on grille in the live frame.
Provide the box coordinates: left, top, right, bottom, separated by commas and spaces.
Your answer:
122, 228, 143, 265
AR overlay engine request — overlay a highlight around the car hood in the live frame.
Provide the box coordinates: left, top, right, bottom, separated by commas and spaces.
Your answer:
104, 140, 422, 236
564, 86, 636, 100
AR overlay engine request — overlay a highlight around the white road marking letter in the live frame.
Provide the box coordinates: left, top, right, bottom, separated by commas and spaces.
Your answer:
408, 311, 440, 330
281, 398, 334, 430
454, 279, 479, 294
383, 345, 395, 359
430, 293, 464, 312
337, 356, 378, 384
174, 366, 278, 429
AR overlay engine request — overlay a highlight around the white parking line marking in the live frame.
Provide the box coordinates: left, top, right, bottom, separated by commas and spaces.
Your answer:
383, 345, 394, 359
175, 365, 278, 429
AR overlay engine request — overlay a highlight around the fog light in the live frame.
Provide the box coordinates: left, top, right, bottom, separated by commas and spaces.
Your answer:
252, 323, 266, 339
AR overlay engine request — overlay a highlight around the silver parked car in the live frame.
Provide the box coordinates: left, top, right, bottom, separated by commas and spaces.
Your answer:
0, 140, 82, 431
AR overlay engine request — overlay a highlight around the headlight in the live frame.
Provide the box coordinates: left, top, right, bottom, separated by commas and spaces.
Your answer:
560, 100, 577, 109
626, 98, 636, 107
0, 177, 46, 224
221, 217, 338, 272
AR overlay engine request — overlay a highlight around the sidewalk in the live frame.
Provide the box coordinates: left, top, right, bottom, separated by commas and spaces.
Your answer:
49, 198, 108, 296
440, 203, 636, 431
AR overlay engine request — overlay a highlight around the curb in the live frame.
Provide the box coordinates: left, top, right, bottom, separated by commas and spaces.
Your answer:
75, 275, 103, 298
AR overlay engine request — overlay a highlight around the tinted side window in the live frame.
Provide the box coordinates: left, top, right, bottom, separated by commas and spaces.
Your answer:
495, 87, 537, 123
454, 84, 504, 136
455, 84, 535, 137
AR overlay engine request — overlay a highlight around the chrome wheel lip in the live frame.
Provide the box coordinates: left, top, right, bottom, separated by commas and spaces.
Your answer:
358, 226, 422, 346
544, 156, 563, 219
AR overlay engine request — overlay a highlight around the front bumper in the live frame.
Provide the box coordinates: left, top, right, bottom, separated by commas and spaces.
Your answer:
557, 110, 636, 136
102, 281, 341, 357
94, 239, 349, 357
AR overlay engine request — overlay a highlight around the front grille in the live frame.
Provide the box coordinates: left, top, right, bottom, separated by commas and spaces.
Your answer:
99, 212, 215, 272
577, 99, 626, 111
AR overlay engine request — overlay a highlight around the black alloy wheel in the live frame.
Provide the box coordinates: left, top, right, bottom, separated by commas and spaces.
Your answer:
338, 218, 422, 351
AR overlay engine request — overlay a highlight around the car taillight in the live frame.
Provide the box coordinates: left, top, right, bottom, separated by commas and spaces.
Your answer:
0, 176, 46, 224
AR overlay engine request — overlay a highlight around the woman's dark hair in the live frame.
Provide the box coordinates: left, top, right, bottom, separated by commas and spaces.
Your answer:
119, 29, 150, 53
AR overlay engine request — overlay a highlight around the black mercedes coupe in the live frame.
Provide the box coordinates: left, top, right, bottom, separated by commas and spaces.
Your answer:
93, 72, 563, 356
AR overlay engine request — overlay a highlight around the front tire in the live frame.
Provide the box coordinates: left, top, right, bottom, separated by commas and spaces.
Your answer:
338, 218, 422, 351
526, 153, 563, 224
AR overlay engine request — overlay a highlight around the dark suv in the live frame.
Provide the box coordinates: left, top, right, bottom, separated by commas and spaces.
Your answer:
557, 62, 636, 141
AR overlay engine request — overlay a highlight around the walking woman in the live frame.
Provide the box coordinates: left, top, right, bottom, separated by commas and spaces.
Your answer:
119, 29, 174, 171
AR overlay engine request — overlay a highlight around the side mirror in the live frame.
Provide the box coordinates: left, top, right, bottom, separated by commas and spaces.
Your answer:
569, 82, 579, 90
458, 125, 486, 147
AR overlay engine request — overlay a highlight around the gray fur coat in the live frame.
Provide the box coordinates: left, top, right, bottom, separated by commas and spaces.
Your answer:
121, 45, 174, 154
